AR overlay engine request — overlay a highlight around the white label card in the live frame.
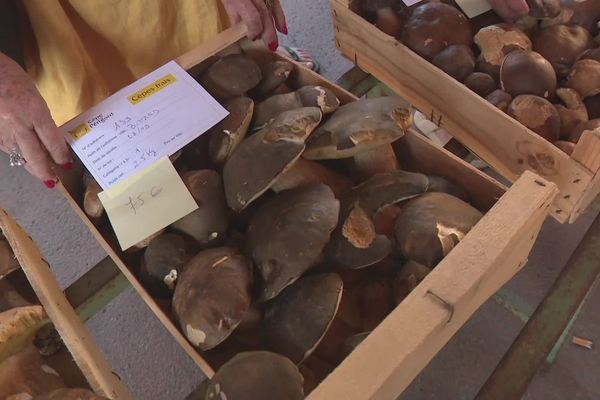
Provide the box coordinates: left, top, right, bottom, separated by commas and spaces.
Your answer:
454, 0, 493, 18
62, 61, 229, 190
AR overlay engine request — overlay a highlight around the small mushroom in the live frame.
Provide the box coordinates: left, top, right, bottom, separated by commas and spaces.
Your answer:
464, 72, 497, 97
253, 60, 294, 97
394, 192, 483, 267
208, 97, 254, 166
326, 170, 429, 269
508, 94, 561, 141
401, 2, 472, 61
474, 24, 532, 80
486, 89, 513, 112
585, 94, 600, 118
426, 175, 469, 201
170, 170, 229, 247
199, 54, 262, 100
82, 172, 103, 220
500, 50, 557, 99
432, 45, 476, 82
554, 88, 589, 140
139, 233, 188, 298
253, 86, 340, 128
261, 273, 343, 364
392, 260, 432, 305
565, 59, 600, 99
206, 351, 304, 400
223, 107, 322, 211
172, 247, 253, 351
527, 0, 561, 19
32, 389, 109, 400
246, 185, 340, 301
554, 140, 576, 155
568, 119, 600, 143
533, 25, 593, 77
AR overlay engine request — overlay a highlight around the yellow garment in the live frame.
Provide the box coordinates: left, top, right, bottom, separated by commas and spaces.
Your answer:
21, 0, 230, 125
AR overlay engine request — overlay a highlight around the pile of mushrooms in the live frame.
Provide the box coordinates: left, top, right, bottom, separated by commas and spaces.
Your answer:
361, 0, 600, 153
81, 46, 484, 397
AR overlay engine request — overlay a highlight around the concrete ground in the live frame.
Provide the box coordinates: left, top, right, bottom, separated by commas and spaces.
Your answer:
0, 1, 598, 399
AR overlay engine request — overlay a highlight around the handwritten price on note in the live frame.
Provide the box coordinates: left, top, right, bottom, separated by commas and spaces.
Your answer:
125, 185, 164, 214
114, 109, 160, 140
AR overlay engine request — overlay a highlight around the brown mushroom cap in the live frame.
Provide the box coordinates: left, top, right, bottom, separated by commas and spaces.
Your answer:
500, 50, 557, 99
253, 61, 294, 97
394, 192, 483, 267
464, 72, 497, 97
32, 389, 109, 400
568, 118, 600, 143
246, 185, 340, 301
533, 25, 593, 77
206, 351, 304, 400
527, 0, 561, 19
172, 247, 253, 351
360, 278, 393, 331
253, 86, 339, 128
139, 233, 187, 298
508, 95, 561, 141
401, 2, 472, 61
223, 107, 323, 211
361, 0, 398, 15
558, 0, 600, 34
199, 54, 262, 100
304, 97, 412, 160
208, 97, 254, 166
393, 260, 432, 305
170, 170, 229, 247
580, 47, 600, 63
565, 59, 600, 99
326, 170, 429, 269
262, 273, 343, 364
474, 24, 532, 80
426, 175, 469, 201
554, 140, 576, 155
83, 177, 103, 220
554, 88, 589, 139
585, 94, 600, 118
375, 7, 405, 37
432, 45, 476, 82
486, 89, 513, 112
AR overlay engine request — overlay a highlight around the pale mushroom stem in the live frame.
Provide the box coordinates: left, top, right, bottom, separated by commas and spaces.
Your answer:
352, 145, 399, 182
272, 158, 353, 196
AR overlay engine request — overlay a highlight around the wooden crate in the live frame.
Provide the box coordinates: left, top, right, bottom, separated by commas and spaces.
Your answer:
330, 0, 600, 224
0, 208, 132, 399
54, 25, 558, 399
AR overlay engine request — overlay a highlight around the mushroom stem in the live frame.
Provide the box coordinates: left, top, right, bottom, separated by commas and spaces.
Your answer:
351, 145, 399, 182
271, 158, 352, 196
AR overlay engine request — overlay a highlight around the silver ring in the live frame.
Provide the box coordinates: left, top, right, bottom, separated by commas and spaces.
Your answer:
9, 147, 25, 167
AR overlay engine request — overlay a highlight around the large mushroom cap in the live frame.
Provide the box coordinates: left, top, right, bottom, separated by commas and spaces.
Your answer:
565, 59, 600, 99
246, 185, 340, 301
500, 50, 557, 99
223, 107, 323, 211
554, 88, 589, 140
508, 94, 561, 141
199, 54, 262, 100
139, 233, 187, 298
474, 24, 532, 80
304, 97, 412, 160
206, 351, 305, 400
262, 273, 343, 364
432, 45, 475, 82
557, 0, 600, 34
172, 247, 253, 351
208, 97, 254, 166
533, 24, 593, 77
253, 60, 294, 97
401, 2, 472, 61
171, 170, 229, 247
326, 170, 429, 269
32, 389, 109, 400
0, 305, 46, 363
394, 192, 483, 267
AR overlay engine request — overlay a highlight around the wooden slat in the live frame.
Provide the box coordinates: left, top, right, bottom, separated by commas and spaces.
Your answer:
330, 0, 596, 223
0, 209, 133, 400
308, 171, 558, 400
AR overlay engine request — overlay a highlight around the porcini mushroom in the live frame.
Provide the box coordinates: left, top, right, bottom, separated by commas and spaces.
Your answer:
554, 88, 589, 139
432, 45, 476, 82
565, 59, 600, 99
394, 192, 483, 267
223, 107, 324, 211
374, 7, 405, 37
464, 72, 497, 97
172, 247, 253, 351
474, 24, 532, 80
508, 94, 561, 141
205, 351, 304, 400
580, 47, 600, 63
170, 170, 229, 247
262, 273, 343, 364
326, 170, 429, 269
246, 184, 340, 301
500, 50, 557, 99
253, 60, 294, 97
548, 0, 600, 34
32, 389, 109, 400
253, 86, 340, 128
199, 54, 262, 100
486, 89, 513, 112
401, 2, 472, 61
426, 175, 469, 201
82, 172, 103, 220
208, 97, 254, 166
533, 25, 593, 77
139, 233, 188, 298
568, 119, 600, 143
392, 260, 432, 305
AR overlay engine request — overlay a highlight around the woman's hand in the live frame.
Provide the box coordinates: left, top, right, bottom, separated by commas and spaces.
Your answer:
221, 0, 287, 51
0, 52, 71, 188
490, 0, 530, 21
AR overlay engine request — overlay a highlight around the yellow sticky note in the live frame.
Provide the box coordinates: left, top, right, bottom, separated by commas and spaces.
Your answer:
98, 157, 198, 251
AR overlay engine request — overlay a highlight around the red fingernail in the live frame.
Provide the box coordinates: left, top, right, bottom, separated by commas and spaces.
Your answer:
269, 41, 278, 51
44, 180, 56, 189
63, 161, 73, 171
282, 25, 288, 35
